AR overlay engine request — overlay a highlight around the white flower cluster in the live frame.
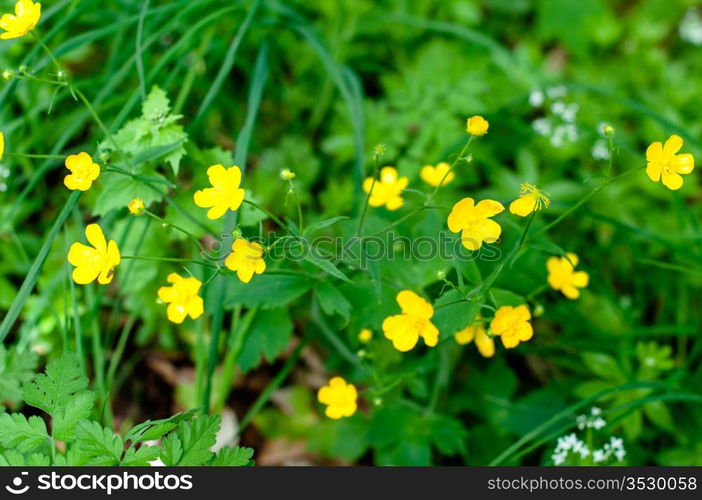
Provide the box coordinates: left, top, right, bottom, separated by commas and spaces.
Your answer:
592, 436, 626, 464
529, 86, 579, 148
552, 433, 590, 465
551, 407, 627, 465
680, 8, 702, 46
0, 164, 9, 192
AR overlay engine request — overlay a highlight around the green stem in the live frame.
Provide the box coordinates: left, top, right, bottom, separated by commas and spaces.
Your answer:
528, 166, 643, 241
356, 152, 382, 237
286, 179, 304, 233
5, 152, 65, 159
121, 255, 217, 268
242, 198, 292, 233
142, 209, 207, 252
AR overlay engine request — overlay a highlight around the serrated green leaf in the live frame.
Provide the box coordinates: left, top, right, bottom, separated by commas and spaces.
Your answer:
314, 281, 351, 323
53, 391, 96, 441
22, 352, 87, 417
160, 432, 184, 466
121, 445, 160, 466
74, 420, 124, 466
488, 288, 525, 308
433, 290, 480, 338
209, 446, 254, 466
238, 308, 293, 372
161, 415, 220, 466
0, 414, 49, 453
142, 86, 172, 121
124, 408, 200, 443
0, 345, 38, 407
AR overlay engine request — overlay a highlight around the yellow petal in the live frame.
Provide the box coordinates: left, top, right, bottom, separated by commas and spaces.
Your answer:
421, 321, 439, 347
572, 270, 589, 288
206, 203, 229, 220
645, 141, 663, 162
206, 164, 228, 187
85, 224, 107, 252
193, 187, 219, 208
474, 199, 505, 218
645, 161, 662, 182
562, 286, 580, 299
447, 198, 474, 233
663, 135, 683, 156
72, 265, 101, 285
672, 153, 695, 174
509, 194, 536, 217
396, 290, 433, 319
166, 303, 188, 324
661, 172, 683, 190
187, 296, 204, 320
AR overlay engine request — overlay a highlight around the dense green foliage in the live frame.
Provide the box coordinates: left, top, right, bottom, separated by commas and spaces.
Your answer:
1, 0, 701, 466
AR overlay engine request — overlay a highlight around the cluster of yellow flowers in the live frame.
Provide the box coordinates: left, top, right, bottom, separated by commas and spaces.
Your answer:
3, 0, 694, 421
64, 159, 266, 323
324, 121, 696, 419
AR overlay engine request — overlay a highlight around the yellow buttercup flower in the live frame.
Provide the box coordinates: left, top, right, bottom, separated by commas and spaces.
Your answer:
420, 162, 454, 187
358, 328, 373, 343
547, 252, 589, 299
128, 198, 145, 215
224, 238, 266, 283
509, 183, 551, 217
67, 224, 120, 285
490, 305, 533, 349
157, 273, 204, 324
63, 152, 100, 191
317, 377, 357, 419
362, 166, 408, 211
382, 290, 439, 352
454, 317, 495, 358
645, 135, 695, 190
448, 198, 504, 251
0, 0, 41, 40
193, 164, 245, 219
0, 132, 4, 161
466, 115, 489, 136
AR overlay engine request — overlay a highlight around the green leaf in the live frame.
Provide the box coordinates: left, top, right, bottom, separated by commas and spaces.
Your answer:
0, 345, 38, 408
131, 139, 186, 166
314, 281, 351, 323
208, 446, 255, 466
160, 432, 183, 466
160, 415, 220, 466
53, 391, 96, 441
582, 352, 626, 382
124, 408, 199, 443
433, 290, 480, 338
303, 248, 351, 282
489, 288, 525, 308
92, 172, 166, 216
121, 445, 160, 466
74, 420, 124, 466
303, 216, 348, 235
142, 86, 172, 120
429, 415, 468, 457
0, 450, 50, 466
239, 308, 293, 372
0, 414, 49, 453
224, 273, 313, 309
22, 352, 88, 417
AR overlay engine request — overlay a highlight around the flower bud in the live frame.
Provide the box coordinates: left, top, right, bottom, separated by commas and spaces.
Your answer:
436, 269, 447, 280
2, 69, 13, 81
603, 125, 615, 137
466, 115, 489, 136
279, 168, 296, 180
128, 198, 145, 215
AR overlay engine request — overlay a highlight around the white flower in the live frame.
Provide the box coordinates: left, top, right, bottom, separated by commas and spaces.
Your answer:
591, 140, 610, 160
610, 437, 624, 449
529, 90, 545, 107
592, 417, 606, 430
614, 449, 626, 462
532, 118, 552, 136
593, 449, 606, 463
552, 452, 567, 465
546, 85, 567, 99
680, 9, 702, 46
